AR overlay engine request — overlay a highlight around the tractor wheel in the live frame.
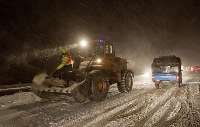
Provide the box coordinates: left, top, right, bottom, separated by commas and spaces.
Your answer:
88, 77, 109, 101
125, 71, 134, 92
117, 71, 134, 93
117, 81, 126, 93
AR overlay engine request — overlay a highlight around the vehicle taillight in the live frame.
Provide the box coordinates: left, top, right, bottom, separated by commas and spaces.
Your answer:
176, 76, 179, 81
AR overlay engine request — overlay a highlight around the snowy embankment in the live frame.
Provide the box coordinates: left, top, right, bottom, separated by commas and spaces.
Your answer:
0, 92, 41, 110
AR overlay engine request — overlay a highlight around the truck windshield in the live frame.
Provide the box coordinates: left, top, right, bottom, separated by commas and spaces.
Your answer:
152, 66, 179, 73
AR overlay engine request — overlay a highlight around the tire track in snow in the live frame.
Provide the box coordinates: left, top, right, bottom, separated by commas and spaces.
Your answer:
61, 89, 153, 127
173, 85, 200, 127
153, 84, 200, 127
143, 97, 178, 127
85, 87, 176, 127
133, 86, 177, 127
150, 88, 185, 127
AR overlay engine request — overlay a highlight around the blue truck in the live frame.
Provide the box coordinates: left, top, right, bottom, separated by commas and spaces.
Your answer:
151, 55, 182, 88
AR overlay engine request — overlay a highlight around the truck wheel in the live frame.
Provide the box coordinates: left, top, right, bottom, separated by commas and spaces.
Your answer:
178, 73, 183, 87
117, 71, 134, 93
177, 80, 182, 87
155, 83, 159, 89
89, 77, 109, 101
155, 82, 160, 89
154, 80, 160, 89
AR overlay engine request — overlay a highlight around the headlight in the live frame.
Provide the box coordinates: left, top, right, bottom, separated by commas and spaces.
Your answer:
96, 58, 102, 63
143, 70, 151, 78
79, 39, 88, 48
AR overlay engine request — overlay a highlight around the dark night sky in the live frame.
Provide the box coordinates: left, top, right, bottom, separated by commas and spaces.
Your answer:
0, 0, 200, 72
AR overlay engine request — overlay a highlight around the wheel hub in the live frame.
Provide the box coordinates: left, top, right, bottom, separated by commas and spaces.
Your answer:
97, 80, 107, 92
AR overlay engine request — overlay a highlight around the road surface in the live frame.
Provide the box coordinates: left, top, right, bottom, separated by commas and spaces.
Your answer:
0, 73, 200, 127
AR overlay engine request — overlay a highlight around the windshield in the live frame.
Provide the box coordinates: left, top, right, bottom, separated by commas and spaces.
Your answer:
152, 66, 179, 73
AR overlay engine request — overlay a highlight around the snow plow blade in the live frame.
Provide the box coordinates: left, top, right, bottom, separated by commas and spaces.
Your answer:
32, 73, 86, 94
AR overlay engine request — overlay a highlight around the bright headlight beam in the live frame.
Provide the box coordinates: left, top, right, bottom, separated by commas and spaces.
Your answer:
143, 72, 150, 77
143, 70, 151, 78
79, 39, 88, 48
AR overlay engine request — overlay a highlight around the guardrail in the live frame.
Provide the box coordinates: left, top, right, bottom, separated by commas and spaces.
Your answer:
0, 83, 31, 96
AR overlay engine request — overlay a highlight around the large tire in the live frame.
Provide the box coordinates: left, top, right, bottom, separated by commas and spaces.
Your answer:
117, 71, 134, 93
178, 74, 182, 87
88, 77, 109, 101
177, 80, 182, 87
154, 81, 161, 89
117, 80, 126, 93
155, 83, 159, 89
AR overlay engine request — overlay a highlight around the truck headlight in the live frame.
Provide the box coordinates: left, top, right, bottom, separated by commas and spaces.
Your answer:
143, 70, 151, 78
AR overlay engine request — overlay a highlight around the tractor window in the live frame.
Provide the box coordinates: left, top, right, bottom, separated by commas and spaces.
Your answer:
105, 44, 109, 54
105, 44, 113, 55
110, 45, 113, 54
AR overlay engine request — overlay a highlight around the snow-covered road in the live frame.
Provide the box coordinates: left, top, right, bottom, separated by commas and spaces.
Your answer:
0, 74, 200, 127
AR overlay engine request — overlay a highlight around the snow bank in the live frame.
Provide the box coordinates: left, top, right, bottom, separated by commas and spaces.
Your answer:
0, 92, 41, 110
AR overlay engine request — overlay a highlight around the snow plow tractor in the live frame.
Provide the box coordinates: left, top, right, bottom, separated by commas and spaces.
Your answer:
32, 40, 134, 102
151, 55, 182, 89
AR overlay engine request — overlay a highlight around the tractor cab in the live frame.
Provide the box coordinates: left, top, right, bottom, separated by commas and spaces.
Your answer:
76, 39, 115, 60
90, 40, 127, 73
95, 40, 115, 57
